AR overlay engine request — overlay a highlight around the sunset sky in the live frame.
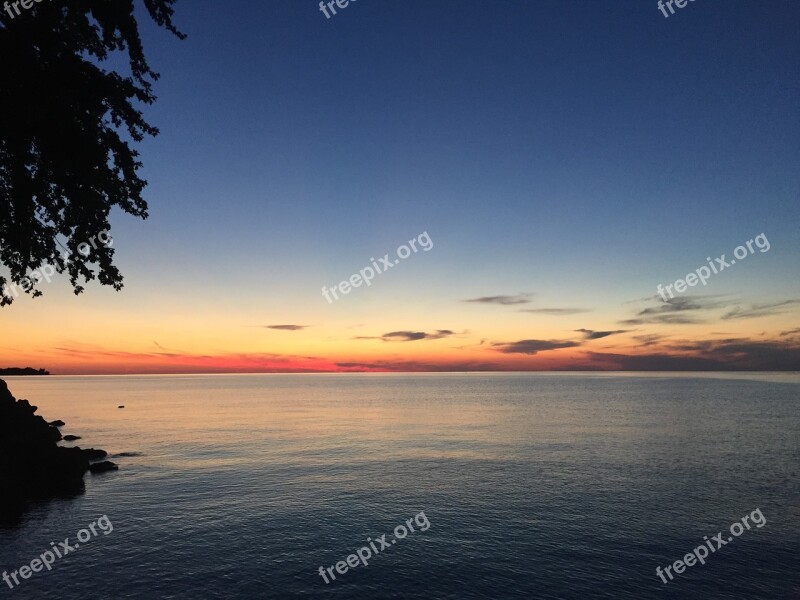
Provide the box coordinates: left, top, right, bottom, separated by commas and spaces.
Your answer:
2, 0, 798, 374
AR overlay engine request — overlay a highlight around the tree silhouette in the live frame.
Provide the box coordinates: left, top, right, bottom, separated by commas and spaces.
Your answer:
0, 0, 184, 305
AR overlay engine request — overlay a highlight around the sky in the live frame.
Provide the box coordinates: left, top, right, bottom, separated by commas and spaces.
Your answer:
2, 0, 799, 374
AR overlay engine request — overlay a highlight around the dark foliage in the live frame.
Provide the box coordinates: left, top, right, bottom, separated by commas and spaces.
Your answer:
0, 0, 184, 305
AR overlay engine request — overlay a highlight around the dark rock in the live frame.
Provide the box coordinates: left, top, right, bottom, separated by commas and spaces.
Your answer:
49, 419, 65, 427
49, 426, 63, 441
63, 435, 82, 441
82, 448, 108, 460
88, 461, 118, 474
0, 379, 111, 523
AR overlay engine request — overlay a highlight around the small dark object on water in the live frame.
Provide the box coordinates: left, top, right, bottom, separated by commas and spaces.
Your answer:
49, 419, 65, 427
63, 435, 81, 441
118, 405, 125, 409
88, 461, 118, 474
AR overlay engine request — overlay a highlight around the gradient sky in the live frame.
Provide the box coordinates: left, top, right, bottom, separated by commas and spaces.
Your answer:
2, 0, 799, 373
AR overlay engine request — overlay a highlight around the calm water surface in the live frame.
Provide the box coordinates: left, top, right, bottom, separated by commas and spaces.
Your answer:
1, 373, 798, 599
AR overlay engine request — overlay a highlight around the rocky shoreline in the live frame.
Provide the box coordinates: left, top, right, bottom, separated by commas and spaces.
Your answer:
0, 379, 116, 523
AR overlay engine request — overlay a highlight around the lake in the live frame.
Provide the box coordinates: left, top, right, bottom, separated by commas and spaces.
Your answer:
1, 373, 798, 599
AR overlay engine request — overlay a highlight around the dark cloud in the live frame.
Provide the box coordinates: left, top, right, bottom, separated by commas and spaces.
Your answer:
383, 331, 429, 341
641, 296, 728, 314
357, 330, 456, 342
620, 314, 702, 326
586, 337, 800, 370
265, 325, 308, 331
575, 328, 630, 340
620, 295, 729, 325
149, 341, 186, 357
722, 300, 800, 321
154, 341, 168, 351
520, 308, 591, 315
705, 340, 800, 369
633, 334, 666, 347
493, 339, 580, 355
463, 294, 533, 305
335, 359, 500, 372
584, 352, 730, 371
780, 327, 800, 336
664, 340, 727, 352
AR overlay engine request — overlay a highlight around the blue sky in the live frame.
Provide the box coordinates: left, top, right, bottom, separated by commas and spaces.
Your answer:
128, 0, 799, 297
